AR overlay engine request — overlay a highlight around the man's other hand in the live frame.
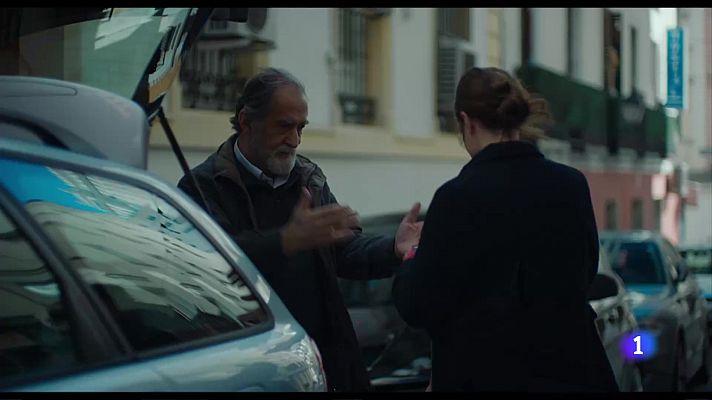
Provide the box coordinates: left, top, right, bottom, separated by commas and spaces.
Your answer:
395, 202, 423, 259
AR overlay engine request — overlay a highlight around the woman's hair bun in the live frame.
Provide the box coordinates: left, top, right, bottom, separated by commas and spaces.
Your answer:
496, 95, 530, 130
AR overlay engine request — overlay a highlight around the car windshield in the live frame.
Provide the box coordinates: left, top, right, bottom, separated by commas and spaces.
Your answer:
680, 248, 712, 274
7, 8, 196, 104
605, 240, 667, 284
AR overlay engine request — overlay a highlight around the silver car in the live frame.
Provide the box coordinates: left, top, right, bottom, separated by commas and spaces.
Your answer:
1, 7, 327, 390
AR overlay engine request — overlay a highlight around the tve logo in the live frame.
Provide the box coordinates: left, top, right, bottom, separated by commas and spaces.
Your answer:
620, 331, 657, 362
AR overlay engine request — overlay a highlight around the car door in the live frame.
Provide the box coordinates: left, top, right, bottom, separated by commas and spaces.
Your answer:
589, 263, 632, 389
660, 239, 706, 375
0, 153, 324, 391
0, 186, 170, 391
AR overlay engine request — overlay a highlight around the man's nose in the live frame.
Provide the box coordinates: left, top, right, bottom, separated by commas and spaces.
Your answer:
285, 128, 300, 147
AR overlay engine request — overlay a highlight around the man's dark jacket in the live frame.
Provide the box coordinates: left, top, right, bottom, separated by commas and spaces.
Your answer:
178, 134, 400, 392
392, 141, 619, 392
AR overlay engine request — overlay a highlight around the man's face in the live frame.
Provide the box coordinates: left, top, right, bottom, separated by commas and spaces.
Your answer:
242, 85, 308, 177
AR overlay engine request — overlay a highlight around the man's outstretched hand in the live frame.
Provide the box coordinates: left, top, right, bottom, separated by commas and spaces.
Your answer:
280, 187, 359, 256
394, 202, 424, 260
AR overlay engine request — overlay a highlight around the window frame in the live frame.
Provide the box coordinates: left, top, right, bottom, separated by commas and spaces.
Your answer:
0, 184, 123, 389
0, 150, 275, 364
334, 7, 384, 126
631, 198, 644, 230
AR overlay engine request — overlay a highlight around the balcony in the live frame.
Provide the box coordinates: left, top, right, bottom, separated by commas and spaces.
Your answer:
516, 64, 669, 158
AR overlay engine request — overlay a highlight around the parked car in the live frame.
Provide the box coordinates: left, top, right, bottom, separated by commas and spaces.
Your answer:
339, 213, 643, 392
600, 231, 711, 392
0, 107, 326, 391
337, 213, 429, 391
1, 7, 327, 391
588, 250, 644, 392
678, 245, 712, 336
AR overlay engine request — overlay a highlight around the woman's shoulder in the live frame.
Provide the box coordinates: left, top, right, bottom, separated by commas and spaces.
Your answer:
435, 175, 467, 197
541, 158, 588, 184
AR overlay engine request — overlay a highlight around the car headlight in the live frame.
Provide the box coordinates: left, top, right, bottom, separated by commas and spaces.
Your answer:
289, 336, 327, 391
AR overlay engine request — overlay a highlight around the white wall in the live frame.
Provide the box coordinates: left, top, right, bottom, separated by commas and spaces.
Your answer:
529, 8, 604, 88
269, 8, 332, 128
531, 8, 568, 75
614, 8, 657, 106
683, 182, 712, 246
472, 8, 489, 67
650, 8, 678, 104
526, 8, 662, 103
678, 8, 710, 173
300, 153, 465, 217
502, 8, 521, 74
578, 8, 605, 89
147, 148, 467, 218
148, 148, 215, 187
391, 8, 437, 137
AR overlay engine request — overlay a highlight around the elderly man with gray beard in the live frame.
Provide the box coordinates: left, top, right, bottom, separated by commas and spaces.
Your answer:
178, 68, 423, 392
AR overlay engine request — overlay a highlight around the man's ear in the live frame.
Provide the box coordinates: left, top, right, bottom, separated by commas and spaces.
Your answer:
238, 110, 250, 134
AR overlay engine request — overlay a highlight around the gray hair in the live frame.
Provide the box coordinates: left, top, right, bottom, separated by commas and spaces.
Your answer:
229, 67, 306, 133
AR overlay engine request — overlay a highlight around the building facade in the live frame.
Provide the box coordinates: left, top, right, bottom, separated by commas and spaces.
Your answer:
676, 8, 712, 247
150, 8, 705, 244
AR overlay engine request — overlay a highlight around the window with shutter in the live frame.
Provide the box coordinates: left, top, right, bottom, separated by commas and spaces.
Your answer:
335, 8, 389, 126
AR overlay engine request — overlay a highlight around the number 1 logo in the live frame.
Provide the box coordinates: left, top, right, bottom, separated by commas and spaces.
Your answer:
620, 331, 656, 361
633, 335, 643, 355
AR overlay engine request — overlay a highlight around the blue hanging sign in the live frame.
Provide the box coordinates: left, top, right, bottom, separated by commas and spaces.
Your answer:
667, 28, 685, 109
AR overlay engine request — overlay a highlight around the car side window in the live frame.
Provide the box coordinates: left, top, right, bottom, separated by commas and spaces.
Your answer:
608, 240, 667, 284
0, 204, 80, 384
682, 249, 712, 274
0, 158, 269, 353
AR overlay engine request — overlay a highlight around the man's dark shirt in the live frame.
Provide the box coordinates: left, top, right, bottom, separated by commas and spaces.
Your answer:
235, 161, 329, 344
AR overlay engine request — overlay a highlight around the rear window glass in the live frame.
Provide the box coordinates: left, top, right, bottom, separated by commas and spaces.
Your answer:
0, 157, 269, 353
607, 240, 667, 284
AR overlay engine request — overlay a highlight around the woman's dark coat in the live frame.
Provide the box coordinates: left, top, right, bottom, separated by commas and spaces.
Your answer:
392, 141, 619, 392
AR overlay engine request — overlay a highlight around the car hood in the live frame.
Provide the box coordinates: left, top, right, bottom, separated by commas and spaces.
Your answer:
625, 284, 670, 321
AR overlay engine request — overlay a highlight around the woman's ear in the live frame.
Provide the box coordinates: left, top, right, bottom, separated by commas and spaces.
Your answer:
459, 111, 473, 137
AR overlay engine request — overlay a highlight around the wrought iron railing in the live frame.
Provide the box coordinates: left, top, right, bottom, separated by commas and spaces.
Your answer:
179, 69, 246, 112
516, 64, 669, 158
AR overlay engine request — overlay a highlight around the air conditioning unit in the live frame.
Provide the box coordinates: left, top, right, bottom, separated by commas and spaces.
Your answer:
202, 8, 275, 48
437, 36, 476, 131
